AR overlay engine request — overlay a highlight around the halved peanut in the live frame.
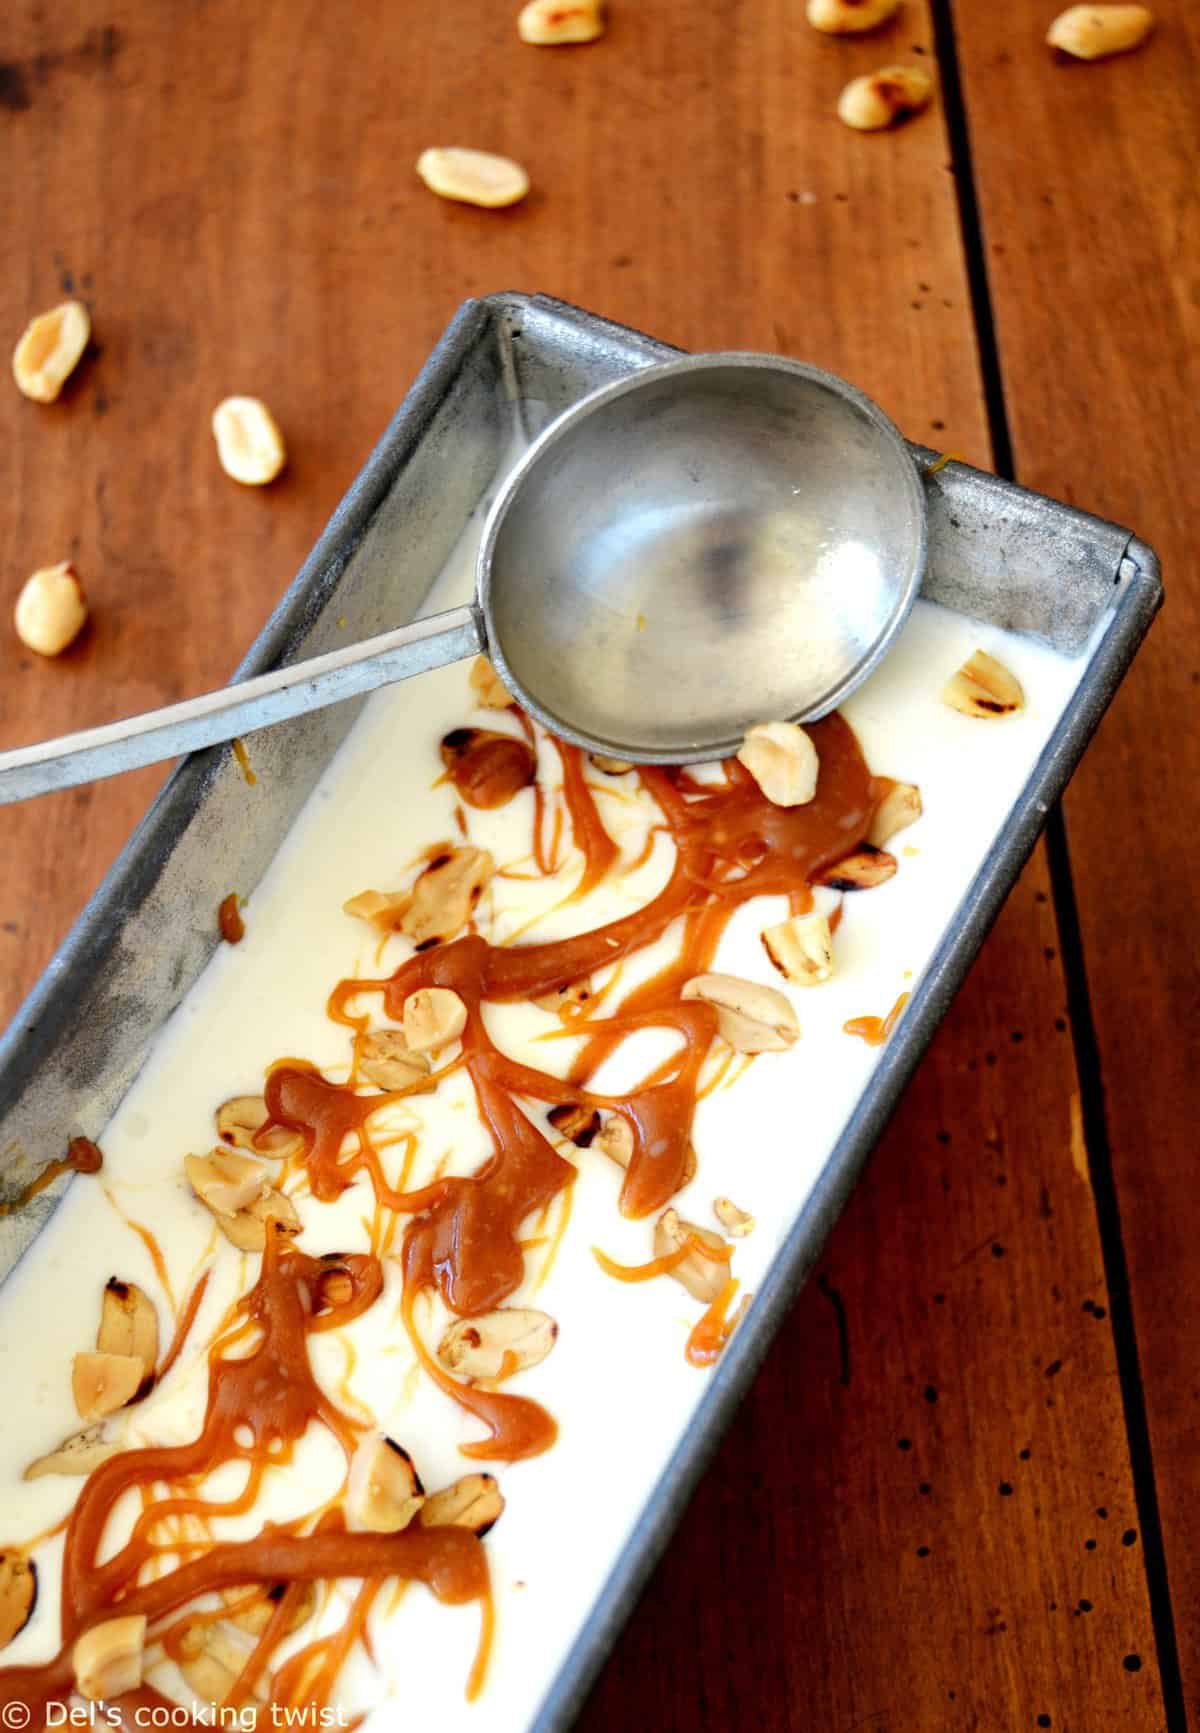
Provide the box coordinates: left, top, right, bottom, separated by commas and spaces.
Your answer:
25, 1421, 123, 1481
216, 1096, 304, 1159
1047, 4, 1152, 58
97, 1279, 158, 1386
518, 0, 605, 44
547, 1102, 601, 1147
588, 754, 634, 775
419, 1473, 505, 1536
761, 910, 834, 985
72, 1352, 144, 1422
347, 1434, 425, 1533
737, 722, 819, 808
0, 1553, 36, 1650
533, 977, 594, 1017
714, 1196, 755, 1237
654, 1209, 731, 1303
343, 888, 411, 930
469, 656, 516, 708
185, 1148, 271, 1217
358, 1028, 430, 1090
807, 0, 901, 32
176, 1624, 262, 1707
436, 1308, 558, 1379
417, 147, 530, 209
594, 1112, 634, 1169
821, 845, 897, 891
838, 65, 933, 130
402, 987, 468, 1054
223, 1579, 316, 1638
74, 1614, 146, 1700
14, 561, 88, 657
402, 847, 494, 947
941, 649, 1025, 718
12, 300, 90, 402
868, 780, 923, 847
211, 396, 287, 486
216, 1188, 301, 1253
681, 972, 800, 1052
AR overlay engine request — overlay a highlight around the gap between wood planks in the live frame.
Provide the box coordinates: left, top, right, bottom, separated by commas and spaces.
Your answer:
927, 2, 1186, 1726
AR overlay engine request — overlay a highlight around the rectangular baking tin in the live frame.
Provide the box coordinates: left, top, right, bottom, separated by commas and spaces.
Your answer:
0, 293, 1162, 1728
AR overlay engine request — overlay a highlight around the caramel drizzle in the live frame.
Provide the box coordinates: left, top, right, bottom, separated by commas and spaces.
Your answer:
0, 717, 880, 1716
0, 1233, 488, 1717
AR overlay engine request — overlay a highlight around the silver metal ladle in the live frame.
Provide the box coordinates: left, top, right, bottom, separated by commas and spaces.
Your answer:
0, 353, 928, 805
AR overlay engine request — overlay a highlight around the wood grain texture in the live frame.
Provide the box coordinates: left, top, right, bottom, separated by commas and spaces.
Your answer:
952, 0, 1198, 1717
0, 0, 1168, 1726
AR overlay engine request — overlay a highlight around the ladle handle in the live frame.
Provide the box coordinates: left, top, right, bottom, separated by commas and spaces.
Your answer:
0, 604, 484, 807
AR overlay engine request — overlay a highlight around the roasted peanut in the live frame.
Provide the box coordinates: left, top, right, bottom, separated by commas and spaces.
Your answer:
737, 722, 819, 807
216, 1188, 301, 1253
343, 888, 412, 930
761, 910, 834, 985
820, 845, 897, 891
402, 986, 468, 1054
941, 649, 1025, 717
347, 1434, 425, 1533
654, 1209, 731, 1303
469, 656, 516, 708
14, 561, 88, 657
419, 1473, 505, 1536
358, 1028, 431, 1090
72, 1352, 144, 1422
681, 971, 800, 1052
216, 1095, 304, 1159
594, 1112, 634, 1169
437, 1308, 558, 1379
185, 1148, 271, 1217
223, 1578, 316, 1638
176, 1624, 263, 1707
807, 0, 902, 32
713, 1196, 755, 1237
547, 1102, 601, 1147
25, 1421, 123, 1481
0, 1553, 36, 1650
1046, 4, 1153, 58
402, 846, 494, 947
97, 1279, 158, 1387
417, 148, 530, 208
838, 65, 933, 130
518, 0, 605, 44
868, 780, 923, 847
12, 300, 90, 402
74, 1614, 147, 1700
588, 754, 634, 774
211, 396, 287, 486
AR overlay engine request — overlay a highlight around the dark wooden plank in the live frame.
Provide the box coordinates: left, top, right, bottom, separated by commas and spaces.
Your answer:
0, 0, 1164, 1725
952, 0, 1199, 1716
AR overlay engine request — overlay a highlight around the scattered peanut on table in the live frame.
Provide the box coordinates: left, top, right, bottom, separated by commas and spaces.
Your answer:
12, 300, 91, 402
518, 0, 605, 45
1046, 4, 1153, 59
417, 147, 530, 209
806, 0, 902, 34
211, 395, 287, 485
14, 561, 88, 657
838, 65, 933, 131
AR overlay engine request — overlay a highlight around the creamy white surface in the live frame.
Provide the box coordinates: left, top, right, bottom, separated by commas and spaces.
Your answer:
0, 483, 1094, 1728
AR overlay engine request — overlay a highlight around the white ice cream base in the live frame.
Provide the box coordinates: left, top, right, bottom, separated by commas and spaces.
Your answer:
0, 482, 1094, 1730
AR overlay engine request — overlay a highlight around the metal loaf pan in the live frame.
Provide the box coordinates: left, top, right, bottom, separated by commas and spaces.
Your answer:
0, 293, 1162, 1727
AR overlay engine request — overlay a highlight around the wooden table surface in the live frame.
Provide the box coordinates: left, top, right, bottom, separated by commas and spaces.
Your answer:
1, 2, 1196, 1728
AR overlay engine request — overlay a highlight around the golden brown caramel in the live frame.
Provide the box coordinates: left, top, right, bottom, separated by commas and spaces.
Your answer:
440, 728, 537, 810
